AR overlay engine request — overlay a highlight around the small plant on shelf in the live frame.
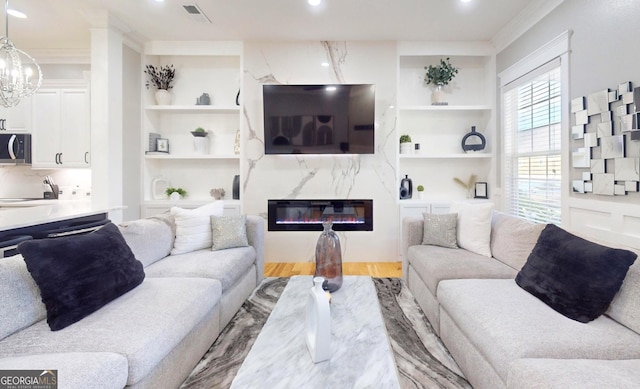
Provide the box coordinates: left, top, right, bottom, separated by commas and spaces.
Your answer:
144, 64, 176, 90
423, 57, 459, 86
399, 134, 412, 144
399, 134, 412, 154
417, 185, 424, 192
191, 127, 208, 137
165, 187, 187, 200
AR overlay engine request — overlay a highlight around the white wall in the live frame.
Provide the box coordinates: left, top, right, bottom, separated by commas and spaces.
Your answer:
242, 41, 398, 263
496, 0, 640, 249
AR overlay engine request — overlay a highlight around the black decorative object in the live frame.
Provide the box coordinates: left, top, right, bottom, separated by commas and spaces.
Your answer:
461, 126, 486, 152
235, 89, 240, 106
232, 175, 240, 199
515, 224, 637, 323
474, 182, 488, 199
400, 175, 413, 199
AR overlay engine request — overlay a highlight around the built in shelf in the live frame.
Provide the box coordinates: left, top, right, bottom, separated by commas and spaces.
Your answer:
144, 199, 240, 206
145, 105, 240, 113
399, 153, 491, 159
399, 105, 492, 111
144, 154, 240, 160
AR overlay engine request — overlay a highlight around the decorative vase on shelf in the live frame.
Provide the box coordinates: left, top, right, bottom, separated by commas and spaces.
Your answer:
169, 192, 181, 201
431, 84, 447, 106
305, 276, 331, 363
155, 89, 172, 105
314, 221, 343, 292
400, 142, 412, 154
191, 130, 209, 154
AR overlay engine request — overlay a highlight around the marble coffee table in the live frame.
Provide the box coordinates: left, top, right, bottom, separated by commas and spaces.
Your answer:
230, 275, 401, 388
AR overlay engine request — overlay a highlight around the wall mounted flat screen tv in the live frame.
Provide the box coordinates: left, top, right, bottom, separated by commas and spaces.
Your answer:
263, 84, 375, 154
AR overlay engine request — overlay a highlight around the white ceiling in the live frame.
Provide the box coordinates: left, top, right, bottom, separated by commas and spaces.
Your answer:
6, 0, 538, 50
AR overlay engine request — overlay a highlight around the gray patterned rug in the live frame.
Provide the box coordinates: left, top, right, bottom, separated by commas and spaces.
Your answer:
181, 278, 470, 389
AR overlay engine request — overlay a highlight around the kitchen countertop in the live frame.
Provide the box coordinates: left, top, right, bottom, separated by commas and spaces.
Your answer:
0, 201, 111, 232
0, 199, 65, 207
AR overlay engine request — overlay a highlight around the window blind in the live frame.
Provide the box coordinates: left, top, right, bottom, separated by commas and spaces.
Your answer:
503, 63, 562, 225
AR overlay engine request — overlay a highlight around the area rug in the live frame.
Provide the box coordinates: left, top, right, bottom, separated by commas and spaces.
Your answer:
181, 278, 471, 389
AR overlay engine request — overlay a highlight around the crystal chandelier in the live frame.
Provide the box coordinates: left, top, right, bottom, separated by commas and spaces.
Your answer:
0, 0, 42, 108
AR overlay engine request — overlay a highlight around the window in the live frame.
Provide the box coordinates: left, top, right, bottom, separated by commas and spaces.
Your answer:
503, 62, 562, 224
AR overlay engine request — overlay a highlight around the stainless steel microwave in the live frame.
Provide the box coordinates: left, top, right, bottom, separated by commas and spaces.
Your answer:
0, 133, 32, 165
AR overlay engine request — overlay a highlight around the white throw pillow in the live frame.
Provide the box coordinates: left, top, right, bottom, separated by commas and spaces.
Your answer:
449, 201, 494, 257
170, 201, 224, 255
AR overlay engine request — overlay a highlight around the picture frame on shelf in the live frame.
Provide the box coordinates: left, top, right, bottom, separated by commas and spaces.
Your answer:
156, 138, 170, 153
474, 182, 488, 199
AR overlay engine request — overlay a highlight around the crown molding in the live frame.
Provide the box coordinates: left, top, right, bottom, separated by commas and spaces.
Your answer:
491, 0, 565, 53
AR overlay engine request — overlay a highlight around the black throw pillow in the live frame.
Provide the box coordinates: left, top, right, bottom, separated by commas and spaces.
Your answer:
515, 224, 636, 323
18, 222, 145, 331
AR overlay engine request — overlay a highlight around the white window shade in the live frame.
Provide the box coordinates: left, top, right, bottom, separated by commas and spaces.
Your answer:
503, 64, 562, 224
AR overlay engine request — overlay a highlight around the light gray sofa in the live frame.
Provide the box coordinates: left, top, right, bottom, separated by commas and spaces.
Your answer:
403, 211, 640, 389
0, 214, 264, 389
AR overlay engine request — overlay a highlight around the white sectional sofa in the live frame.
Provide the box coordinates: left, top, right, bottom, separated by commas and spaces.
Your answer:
403, 210, 640, 389
0, 210, 264, 389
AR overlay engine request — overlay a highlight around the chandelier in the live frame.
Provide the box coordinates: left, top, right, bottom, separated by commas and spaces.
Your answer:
0, 0, 42, 108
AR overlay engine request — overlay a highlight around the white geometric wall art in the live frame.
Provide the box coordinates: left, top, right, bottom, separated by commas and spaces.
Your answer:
593, 173, 615, 195
614, 158, 640, 181
573, 80, 639, 196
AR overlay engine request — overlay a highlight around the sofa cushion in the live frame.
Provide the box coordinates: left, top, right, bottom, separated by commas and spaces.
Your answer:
18, 223, 146, 331
422, 213, 458, 249
490, 211, 545, 271
607, 257, 640, 334
449, 201, 493, 257
516, 224, 637, 323
0, 254, 46, 340
507, 358, 640, 389
407, 244, 516, 297
0, 277, 221, 386
119, 216, 174, 267
0, 352, 128, 389
171, 201, 224, 255
437, 279, 640, 383
144, 246, 256, 293
211, 214, 249, 251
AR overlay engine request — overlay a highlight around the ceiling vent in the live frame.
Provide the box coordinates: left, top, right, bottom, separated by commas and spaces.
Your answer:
182, 4, 212, 23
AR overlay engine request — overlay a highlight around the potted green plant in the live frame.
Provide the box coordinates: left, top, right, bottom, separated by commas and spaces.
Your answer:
424, 57, 459, 105
399, 134, 412, 154
417, 184, 425, 199
191, 127, 208, 137
145, 64, 176, 105
166, 187, 187, 201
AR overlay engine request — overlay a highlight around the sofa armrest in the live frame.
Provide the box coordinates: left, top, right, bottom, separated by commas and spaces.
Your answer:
402, 216, 424, 280
246, 215, 265, 283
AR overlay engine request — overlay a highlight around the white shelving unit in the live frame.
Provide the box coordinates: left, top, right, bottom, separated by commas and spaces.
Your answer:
141, 41, 243, 217
396, 43, 497, 253
396, 43, 496, 203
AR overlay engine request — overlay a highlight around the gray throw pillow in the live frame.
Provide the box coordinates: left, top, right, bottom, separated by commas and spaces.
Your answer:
211, 214, 249, 251
422, 213, 459, 249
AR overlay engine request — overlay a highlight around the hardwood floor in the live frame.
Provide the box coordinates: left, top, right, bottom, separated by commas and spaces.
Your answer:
264, 262, 402, 278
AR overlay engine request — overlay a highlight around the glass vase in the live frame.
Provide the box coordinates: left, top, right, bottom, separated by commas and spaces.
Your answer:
314, 221, 343, 292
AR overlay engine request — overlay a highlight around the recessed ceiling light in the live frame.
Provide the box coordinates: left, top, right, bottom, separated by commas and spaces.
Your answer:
7, 9, 26, 18
308, 0, 321, 6
320, 62, 329, 67
461, 0, 472, 2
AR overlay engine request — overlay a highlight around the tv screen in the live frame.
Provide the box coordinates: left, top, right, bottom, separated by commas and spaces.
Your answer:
263, 84, 375, 154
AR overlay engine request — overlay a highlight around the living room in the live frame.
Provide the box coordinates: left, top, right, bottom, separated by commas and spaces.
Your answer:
1, 0, 640, 388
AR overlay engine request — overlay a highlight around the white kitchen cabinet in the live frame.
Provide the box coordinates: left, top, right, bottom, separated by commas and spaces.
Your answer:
31, 82, 90, 168
0, 98, 31, 132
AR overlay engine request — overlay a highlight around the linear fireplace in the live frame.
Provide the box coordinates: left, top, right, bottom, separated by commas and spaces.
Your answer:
268, 199, 373, 231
